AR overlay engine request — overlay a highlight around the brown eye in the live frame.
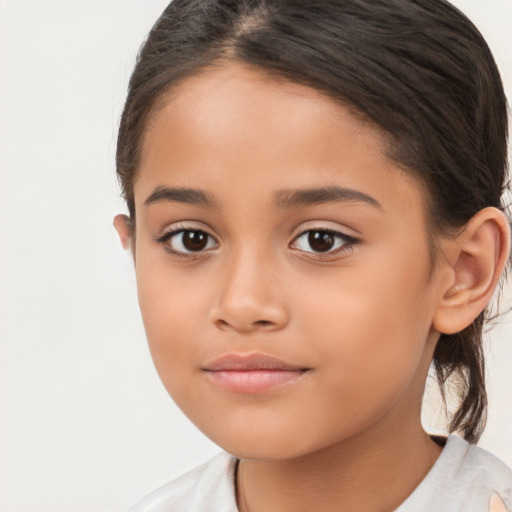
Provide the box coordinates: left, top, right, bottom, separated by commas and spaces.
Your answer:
308, 231, 335, 252
161, 229, 218, 254
291, 229, 357, 255
182, 231, 209, 251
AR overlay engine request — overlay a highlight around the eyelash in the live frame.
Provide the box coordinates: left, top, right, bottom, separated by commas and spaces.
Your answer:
156, 228, 219, 257
290, 228, 359, 259
156, 227, 359, 259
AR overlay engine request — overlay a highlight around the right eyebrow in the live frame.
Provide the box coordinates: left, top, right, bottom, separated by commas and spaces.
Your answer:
143, 186, 219, 209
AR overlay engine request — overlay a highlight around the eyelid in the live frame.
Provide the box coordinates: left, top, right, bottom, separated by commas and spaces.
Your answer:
156, 221, 216, 240
156, 227, 217, 243
290, 220, 360, 239
291, 228, 357, 246
289, 225, 360, 258
155, 222, 219, 257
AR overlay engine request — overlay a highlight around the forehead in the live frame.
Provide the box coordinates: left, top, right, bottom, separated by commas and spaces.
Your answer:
142, 64, 385, 162
136, 62, 424, 219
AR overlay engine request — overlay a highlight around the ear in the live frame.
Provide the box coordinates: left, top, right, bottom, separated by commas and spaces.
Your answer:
433, 207, 510, 335
113, 214, 133, 251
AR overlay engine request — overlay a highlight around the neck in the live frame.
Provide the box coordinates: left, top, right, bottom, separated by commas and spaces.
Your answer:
236, 419, 442, 512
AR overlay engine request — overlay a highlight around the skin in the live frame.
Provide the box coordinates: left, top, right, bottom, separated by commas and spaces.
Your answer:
114, 63, 510, 512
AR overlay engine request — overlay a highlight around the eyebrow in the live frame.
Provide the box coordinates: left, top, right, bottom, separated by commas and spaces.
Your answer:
144, 186, 219, 209
274, 186, 381, 209
143, 185, 381, 210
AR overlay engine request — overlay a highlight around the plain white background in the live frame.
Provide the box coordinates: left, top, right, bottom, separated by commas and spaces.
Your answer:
0, 1, 511, 511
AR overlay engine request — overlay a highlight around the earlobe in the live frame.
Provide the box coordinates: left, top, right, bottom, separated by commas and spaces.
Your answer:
433, 207, 510, 335
113, 214, 133, 251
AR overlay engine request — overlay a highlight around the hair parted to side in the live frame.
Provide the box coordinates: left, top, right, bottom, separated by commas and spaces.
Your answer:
116, 0, 509, 443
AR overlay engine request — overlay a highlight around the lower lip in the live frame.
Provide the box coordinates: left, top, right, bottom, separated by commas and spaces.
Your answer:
205, 370, 308, 393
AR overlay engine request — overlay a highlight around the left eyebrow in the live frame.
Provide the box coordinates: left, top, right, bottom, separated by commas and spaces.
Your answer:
143, 186, 219, 209
274, 186, 382, 209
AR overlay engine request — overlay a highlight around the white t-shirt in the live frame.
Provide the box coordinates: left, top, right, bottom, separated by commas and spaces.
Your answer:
127, 435, 512, 512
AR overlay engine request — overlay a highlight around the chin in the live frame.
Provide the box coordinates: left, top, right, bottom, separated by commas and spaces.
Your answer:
203, 423, 337, 462
218, 439, 307, 461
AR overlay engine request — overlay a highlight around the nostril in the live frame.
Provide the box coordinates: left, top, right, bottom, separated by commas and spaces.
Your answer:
214, 318, 276, 332
216, 319, 231, 329
254, 320, 273, 327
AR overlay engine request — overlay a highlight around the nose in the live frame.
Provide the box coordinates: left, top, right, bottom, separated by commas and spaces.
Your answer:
209, 250, 290, 333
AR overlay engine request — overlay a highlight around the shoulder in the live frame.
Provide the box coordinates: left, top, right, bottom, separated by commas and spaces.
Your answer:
458, 437, 512, 510
126, 452, 239, 512
451, 436, 512, 490
397, 435, 512, 512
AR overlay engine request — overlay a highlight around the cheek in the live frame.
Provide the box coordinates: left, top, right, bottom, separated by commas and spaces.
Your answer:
295, 250, 435, 390
296, 244, 432, 336
135, 260, 209, 380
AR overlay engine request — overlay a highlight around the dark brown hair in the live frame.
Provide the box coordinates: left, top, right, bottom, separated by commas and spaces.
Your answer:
116, 0, 509, 442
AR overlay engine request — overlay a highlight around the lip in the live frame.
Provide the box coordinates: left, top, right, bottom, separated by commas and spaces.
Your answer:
202, 353, 310, 393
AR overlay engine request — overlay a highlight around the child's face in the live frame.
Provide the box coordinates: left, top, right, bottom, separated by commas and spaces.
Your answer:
123, 63, 450, 459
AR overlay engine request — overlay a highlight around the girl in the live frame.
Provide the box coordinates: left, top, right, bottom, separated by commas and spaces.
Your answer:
113, 0, 512, 510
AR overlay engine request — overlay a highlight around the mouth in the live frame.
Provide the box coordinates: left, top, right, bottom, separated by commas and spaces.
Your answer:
202, 353, 310, 393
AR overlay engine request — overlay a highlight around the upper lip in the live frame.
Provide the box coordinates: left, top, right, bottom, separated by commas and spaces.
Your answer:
203, 353, 308, 371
